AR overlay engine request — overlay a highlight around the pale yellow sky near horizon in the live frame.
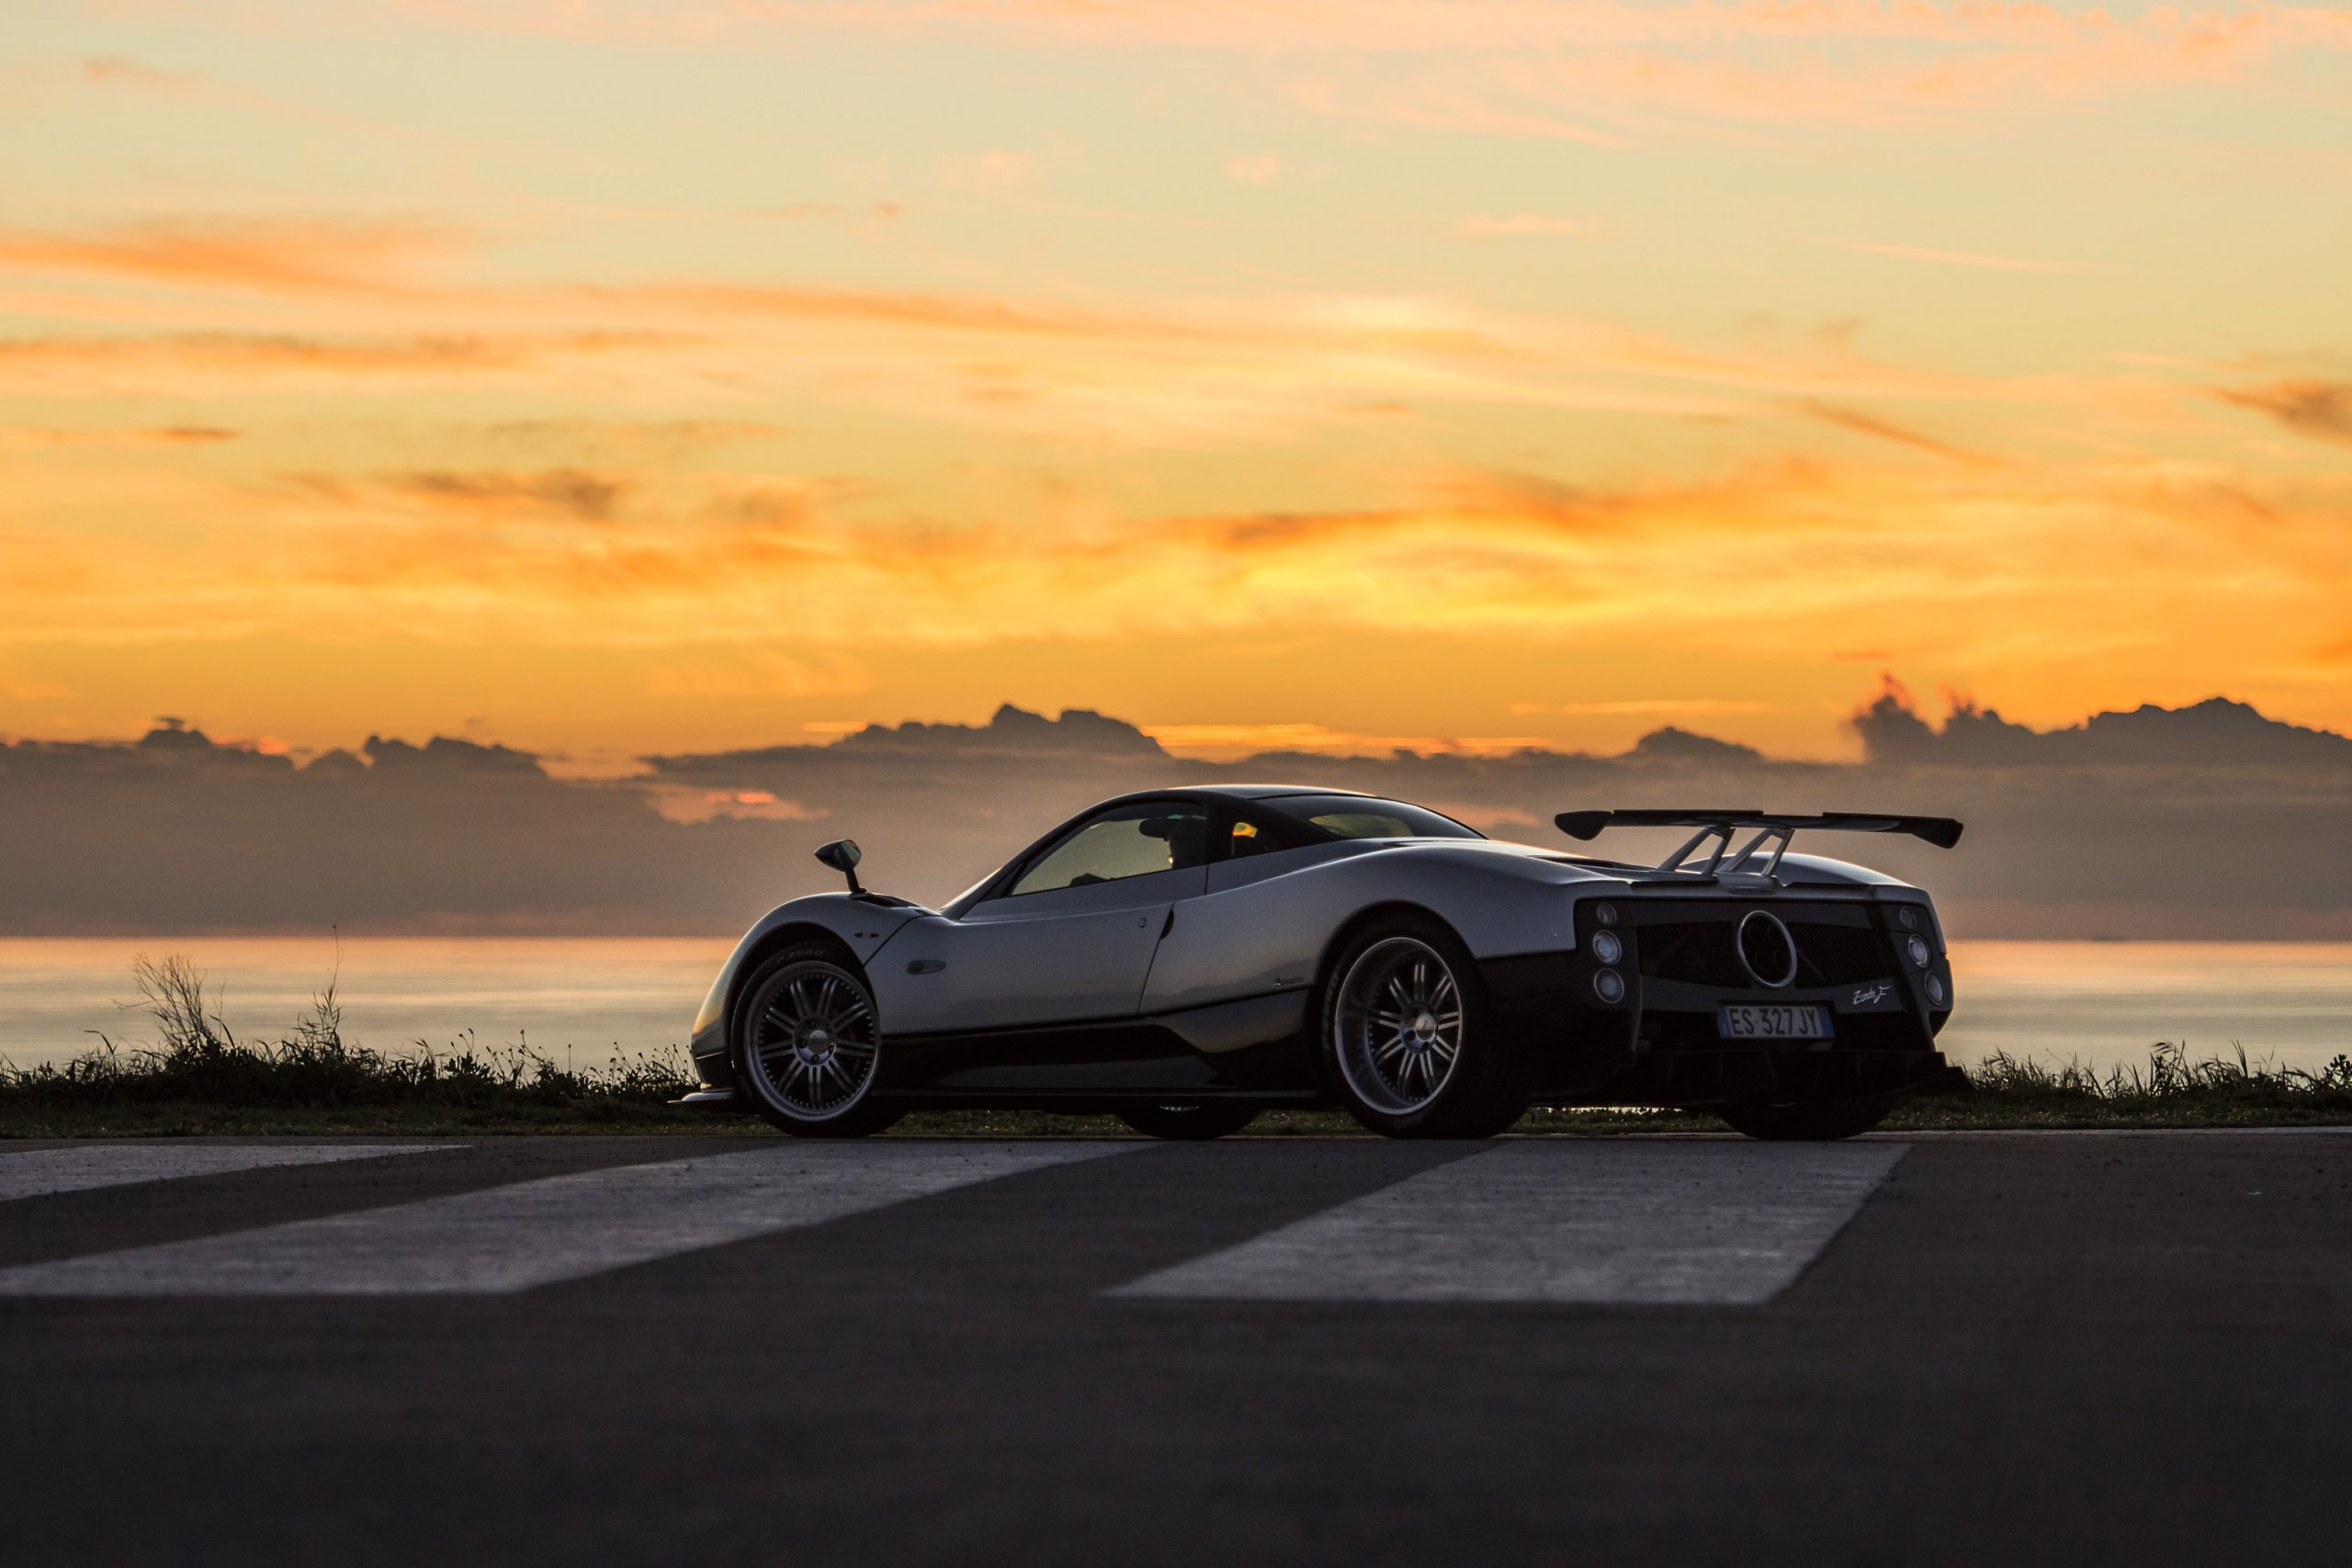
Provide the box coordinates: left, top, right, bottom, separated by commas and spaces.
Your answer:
2, 1, 2348, 768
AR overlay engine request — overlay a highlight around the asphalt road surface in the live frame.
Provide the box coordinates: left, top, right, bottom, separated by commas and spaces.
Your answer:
2, 1131, 2346, 1565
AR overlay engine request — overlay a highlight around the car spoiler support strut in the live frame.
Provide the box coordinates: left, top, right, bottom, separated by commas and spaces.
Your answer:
1554, 809, 1965, 877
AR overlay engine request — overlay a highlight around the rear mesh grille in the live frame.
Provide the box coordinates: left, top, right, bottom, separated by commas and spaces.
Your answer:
1788, 922, 1896, 986
1638, 916, 1894, 988
1640, 921, 1747, 987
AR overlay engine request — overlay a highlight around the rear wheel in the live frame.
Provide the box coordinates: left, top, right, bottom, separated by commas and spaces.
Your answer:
1318, 919, 1525, 1139
1716, 1094, 1896, 1142
731, 943, 904, 1138
1114, 1103, 1261, 1140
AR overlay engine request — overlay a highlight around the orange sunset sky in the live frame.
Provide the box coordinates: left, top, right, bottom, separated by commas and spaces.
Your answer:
4, 1, 2348, 771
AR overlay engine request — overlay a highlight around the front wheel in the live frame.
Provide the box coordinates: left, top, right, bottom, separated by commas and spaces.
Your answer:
731, 943, 904, 1138
1317, 919, 1526, 1139
1114, 1103, 1261, 1141
1716, 1094, 1897, 1142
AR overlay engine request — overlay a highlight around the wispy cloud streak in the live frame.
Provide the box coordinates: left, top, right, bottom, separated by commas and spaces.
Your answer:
0, 219, 467, 296
1801, 401, 2005, 467
1807, 236, 2103, 273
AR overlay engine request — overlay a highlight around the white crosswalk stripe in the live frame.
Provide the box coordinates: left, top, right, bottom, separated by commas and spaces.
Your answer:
1110, 1142, 1905, 1306
0, 1144, 456, 1203
0, 1142, 1136, 1297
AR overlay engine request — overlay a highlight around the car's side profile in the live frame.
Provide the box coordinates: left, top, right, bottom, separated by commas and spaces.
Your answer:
682, 785, 1963, 1141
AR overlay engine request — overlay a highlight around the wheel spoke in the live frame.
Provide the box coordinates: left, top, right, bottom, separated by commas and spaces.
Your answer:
1329, 938, 1468, 1116
745, 963, 888, 1119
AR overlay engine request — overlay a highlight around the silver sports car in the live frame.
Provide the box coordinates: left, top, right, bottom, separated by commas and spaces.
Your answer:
681, 785, 1962, 1141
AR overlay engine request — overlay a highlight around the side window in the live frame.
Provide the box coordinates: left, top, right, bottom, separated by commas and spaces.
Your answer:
1008, 804, 1210, 897
1218, 809, 1301, 862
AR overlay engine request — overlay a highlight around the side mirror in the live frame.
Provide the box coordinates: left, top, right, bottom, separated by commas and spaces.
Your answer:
814, 839, 865, 897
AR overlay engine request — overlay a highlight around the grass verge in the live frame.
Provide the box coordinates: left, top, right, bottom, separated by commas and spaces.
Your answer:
3, 955, 2346, 1137
0, 955, 709, 1138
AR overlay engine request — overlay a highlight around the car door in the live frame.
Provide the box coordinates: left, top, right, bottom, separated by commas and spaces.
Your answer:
1140, 804, 1350, 1015
881, 800, 1211, 1035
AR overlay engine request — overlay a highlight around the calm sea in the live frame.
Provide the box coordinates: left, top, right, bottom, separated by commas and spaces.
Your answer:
0, 937, 2343, 1077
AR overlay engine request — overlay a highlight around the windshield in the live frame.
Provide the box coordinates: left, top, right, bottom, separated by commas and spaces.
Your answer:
1272, 795, 1484, 841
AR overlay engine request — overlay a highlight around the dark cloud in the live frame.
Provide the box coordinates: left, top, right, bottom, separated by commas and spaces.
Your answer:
1851, 689, 2347, 768
2214, 379, 2352, 446
384, 469, 628, 522
2, 698, 2345, 940
360, 734, 544, 774
1623, 728, 1765, 765
707, 486, 817, 527
0, 725, 777, 936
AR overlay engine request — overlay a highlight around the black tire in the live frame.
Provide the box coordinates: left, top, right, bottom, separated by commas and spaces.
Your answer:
1716, 1094, 1897, 1142
1114, 1102, 1261, 1141
1317, 916, 1526, 1139
730, 942, 905, 1139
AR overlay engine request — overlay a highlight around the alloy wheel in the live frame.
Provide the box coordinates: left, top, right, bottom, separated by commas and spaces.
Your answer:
743, 960, 879, 1121
1332, 936, 1464, 1116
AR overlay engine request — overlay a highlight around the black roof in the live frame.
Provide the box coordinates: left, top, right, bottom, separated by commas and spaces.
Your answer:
1108, 783, 1374, 805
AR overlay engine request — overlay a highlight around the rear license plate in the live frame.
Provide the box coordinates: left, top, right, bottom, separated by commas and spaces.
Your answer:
1716, 1004, 1832, 1042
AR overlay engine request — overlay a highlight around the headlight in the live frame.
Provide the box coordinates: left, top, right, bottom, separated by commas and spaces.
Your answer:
1906, 934, 1933, 969
1896, 906, 1919, 931
1590, 930, 1623, 966
1926, 974, 1947, 1006
1593, 901, 1619, 928
1592, 968, 1625, 1004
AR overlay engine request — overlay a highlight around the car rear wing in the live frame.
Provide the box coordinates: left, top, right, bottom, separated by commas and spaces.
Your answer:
1554, 809, 1964, 877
